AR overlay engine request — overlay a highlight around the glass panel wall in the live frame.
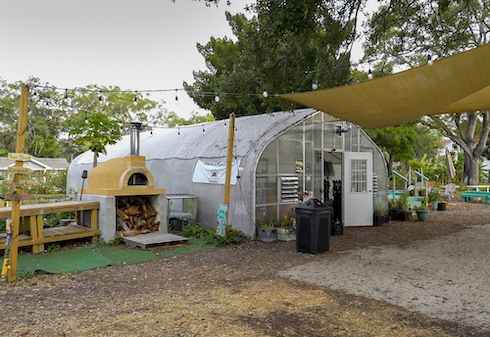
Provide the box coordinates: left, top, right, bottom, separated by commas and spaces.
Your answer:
255, 112, 387, 229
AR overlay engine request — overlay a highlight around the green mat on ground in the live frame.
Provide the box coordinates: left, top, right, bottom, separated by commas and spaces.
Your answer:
15, 239, 216, 276
93, 246, 158, 267
17, 248, 113, 275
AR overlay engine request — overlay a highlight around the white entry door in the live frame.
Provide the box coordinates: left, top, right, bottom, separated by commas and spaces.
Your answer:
343, 152, 373, 226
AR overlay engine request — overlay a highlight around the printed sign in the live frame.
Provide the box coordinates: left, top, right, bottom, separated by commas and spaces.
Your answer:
6, 167, 34, 175
8, 153, 32, 161
2, 180, 38, 188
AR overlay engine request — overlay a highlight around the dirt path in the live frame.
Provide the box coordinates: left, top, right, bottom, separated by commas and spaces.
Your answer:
1, 201, 489, 336
281, 224, 490, 330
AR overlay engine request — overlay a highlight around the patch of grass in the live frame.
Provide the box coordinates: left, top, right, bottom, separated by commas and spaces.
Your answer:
107, 236, 124, 246
46, 243, 61, 253
18, 271, 36, 280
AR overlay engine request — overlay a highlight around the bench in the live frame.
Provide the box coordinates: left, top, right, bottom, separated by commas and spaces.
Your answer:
0, 201, 100, 254
461, 191, 490, 204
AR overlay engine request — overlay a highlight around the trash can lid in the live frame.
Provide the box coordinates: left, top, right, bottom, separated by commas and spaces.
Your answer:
296, 198, 328, 210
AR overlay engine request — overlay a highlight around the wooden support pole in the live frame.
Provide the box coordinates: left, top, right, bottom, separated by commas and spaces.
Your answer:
223, 113, 236, 236
7, 84, 29, 281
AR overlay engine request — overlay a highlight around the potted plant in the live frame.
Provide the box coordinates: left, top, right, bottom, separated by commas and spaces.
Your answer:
390, 192, 409, 220
428, 190, 440, 210
276, 215, 296, 241
258, 220, 277, 242
414, 198, 429, 220
419, 188, 426, 197
374, 202, 386, 226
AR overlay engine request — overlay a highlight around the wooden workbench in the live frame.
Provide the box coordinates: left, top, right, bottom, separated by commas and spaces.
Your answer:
0, 201, 100, 254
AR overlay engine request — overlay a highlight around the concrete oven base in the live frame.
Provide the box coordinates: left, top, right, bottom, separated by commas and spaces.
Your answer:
82, 194, 168, 242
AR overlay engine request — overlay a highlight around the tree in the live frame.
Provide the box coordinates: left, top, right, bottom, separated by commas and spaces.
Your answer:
64, 85, 159, 166
0, 77, 66, 157
364, 0, 490, 184
69, 111, 122, 167
365, 124, 419, 173
365, 122, 443, 174
185, 0, 366, 119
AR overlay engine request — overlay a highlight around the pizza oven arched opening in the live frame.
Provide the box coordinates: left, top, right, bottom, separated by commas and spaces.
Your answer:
128, 173, 148, 186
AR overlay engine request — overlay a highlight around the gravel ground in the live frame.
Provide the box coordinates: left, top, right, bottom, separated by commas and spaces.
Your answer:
1, 201, 489, 337
281, 224, 490, 330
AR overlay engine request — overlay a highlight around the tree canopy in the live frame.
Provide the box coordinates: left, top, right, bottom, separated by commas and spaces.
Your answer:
364, 0, 490, 184
0, 78, 211, 163
185, 0, 365, 119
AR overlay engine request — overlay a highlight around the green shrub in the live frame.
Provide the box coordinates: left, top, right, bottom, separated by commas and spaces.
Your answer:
183, 223, 243, 247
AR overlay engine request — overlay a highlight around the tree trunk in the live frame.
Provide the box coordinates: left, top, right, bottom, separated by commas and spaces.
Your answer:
466, 154, 480, 185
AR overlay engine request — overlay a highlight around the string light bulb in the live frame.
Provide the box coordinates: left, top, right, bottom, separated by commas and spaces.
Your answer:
262, 88, 268, 98
368, 69, 373, 80
312, 80, 318, 90
202, 125, 206, 135
134, 91, 138, 103
177, 126, 181, 138
428, 54, 433, 66
64, 89, 68, 99
175, 89, 179, 105
214, 93, 220, 102
99, 90, 102, 101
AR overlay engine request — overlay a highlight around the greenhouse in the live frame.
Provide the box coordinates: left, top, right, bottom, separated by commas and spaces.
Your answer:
66, 108, 388, 239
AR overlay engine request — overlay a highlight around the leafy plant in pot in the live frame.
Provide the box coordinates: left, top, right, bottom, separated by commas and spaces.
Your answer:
414, 198, 430, 221
276, 215, 296, 241
374, 201, 387, 226
428, 190, 440, 210
390, 192, 409, 221
258, 220, 277, 242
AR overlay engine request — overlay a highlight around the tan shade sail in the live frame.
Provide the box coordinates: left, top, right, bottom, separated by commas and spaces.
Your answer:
279, 44, 490, 128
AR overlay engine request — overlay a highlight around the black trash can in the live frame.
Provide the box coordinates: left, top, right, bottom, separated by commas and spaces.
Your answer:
295, 198, 333, 254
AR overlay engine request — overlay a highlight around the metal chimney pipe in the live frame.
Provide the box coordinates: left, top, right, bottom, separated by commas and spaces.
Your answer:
130, 121, 142, 156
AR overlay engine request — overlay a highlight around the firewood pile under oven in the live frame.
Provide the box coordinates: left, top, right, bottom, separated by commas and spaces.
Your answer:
116, 196, 161, 236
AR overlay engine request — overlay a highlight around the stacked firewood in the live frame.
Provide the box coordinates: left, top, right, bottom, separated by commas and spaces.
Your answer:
116, 197, 160, 235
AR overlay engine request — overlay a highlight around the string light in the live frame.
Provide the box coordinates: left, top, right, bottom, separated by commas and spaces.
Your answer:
99, 90, 102, 101
262, 88, 268, 98
428, 54, 433, 66
134, 91, 138, 103
175, 89, 179, 105
177, 126, 181, 137
214, 92, 220, 102
202, 125, 206, 135
64, 89, 68, 99
312, 79, 318, 90
368, 69, 373, 80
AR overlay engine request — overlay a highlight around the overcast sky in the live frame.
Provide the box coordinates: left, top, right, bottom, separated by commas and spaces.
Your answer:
0, 0, 371, 120
0, 0, 252, 119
